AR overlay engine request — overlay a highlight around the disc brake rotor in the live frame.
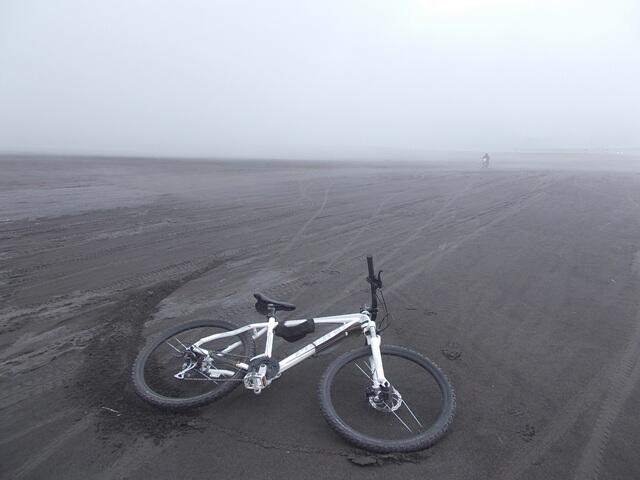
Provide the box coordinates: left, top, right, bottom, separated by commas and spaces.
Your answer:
369, 385, 403, 412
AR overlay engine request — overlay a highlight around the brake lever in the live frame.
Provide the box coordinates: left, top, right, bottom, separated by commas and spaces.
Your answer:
367, 270, 383, 289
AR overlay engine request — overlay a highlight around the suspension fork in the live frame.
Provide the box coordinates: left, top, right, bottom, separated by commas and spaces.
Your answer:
365, 321, 388, 388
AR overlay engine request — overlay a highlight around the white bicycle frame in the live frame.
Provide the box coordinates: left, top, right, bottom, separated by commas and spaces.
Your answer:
189, 310, 389, 389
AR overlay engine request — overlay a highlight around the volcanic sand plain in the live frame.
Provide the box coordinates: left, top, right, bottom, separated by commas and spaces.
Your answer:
1, 154, 640, 479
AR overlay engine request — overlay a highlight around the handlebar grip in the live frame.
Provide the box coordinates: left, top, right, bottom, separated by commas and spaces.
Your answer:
367, 255, 375, 278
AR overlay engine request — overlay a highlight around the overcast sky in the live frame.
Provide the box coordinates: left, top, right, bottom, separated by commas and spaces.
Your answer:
0, 0, 638, 158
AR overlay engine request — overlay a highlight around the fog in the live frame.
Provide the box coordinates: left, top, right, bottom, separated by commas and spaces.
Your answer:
0, 0, 638, 159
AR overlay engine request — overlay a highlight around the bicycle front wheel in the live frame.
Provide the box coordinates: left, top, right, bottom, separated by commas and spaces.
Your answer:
318, 345, 455, 452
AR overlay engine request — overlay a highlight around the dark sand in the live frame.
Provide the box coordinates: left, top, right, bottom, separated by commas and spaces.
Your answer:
1, 154, 640, 479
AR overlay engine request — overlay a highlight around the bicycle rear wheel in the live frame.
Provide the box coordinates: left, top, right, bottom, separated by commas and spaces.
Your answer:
132, 319, 255, 410
318, 345, 455, 452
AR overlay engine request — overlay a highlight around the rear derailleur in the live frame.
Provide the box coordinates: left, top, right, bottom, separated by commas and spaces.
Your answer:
174, 348, 222, 380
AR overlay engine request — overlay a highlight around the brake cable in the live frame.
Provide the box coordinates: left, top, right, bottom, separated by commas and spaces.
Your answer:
376, 287, 394, 332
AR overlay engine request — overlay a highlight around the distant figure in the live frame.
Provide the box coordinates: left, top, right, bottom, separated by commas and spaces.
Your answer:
481, 152, 490, 168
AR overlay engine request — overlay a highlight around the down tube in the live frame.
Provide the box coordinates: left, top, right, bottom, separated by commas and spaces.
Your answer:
278, 320, 360, 373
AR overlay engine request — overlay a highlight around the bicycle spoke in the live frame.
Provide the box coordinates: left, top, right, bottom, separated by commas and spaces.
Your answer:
355, 363, 373, 381
181, 377, 243, 382
174, 337, 189, 350
385, 402, 412, 433
165, 341, 183, 355
196, 368, 219, 384
402, 398, 424, 428
363, 358, 378, 378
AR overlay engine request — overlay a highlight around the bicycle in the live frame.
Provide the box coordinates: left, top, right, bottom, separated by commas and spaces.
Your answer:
132, 256, 455, 452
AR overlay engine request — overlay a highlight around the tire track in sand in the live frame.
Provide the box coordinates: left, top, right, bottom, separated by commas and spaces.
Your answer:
273, 184, 331, 262
497, 255, 640, 480
11, 414, 95, 479
496, 304, 640, 480
311, 175, 551, 316
265, 175, 472, 309
496, 186, 640, 480
572, 263, 640, 480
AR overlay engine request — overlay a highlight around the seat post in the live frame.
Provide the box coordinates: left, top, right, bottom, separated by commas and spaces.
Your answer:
265, 304, 277, 357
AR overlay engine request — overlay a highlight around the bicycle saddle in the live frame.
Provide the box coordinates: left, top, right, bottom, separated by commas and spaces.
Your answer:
253, 292, 296, 315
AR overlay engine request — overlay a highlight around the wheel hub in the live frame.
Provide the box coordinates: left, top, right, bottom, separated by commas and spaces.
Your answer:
367, 385, 403, 412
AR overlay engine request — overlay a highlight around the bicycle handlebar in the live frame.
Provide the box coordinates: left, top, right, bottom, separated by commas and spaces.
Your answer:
367, 255, 375, 279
